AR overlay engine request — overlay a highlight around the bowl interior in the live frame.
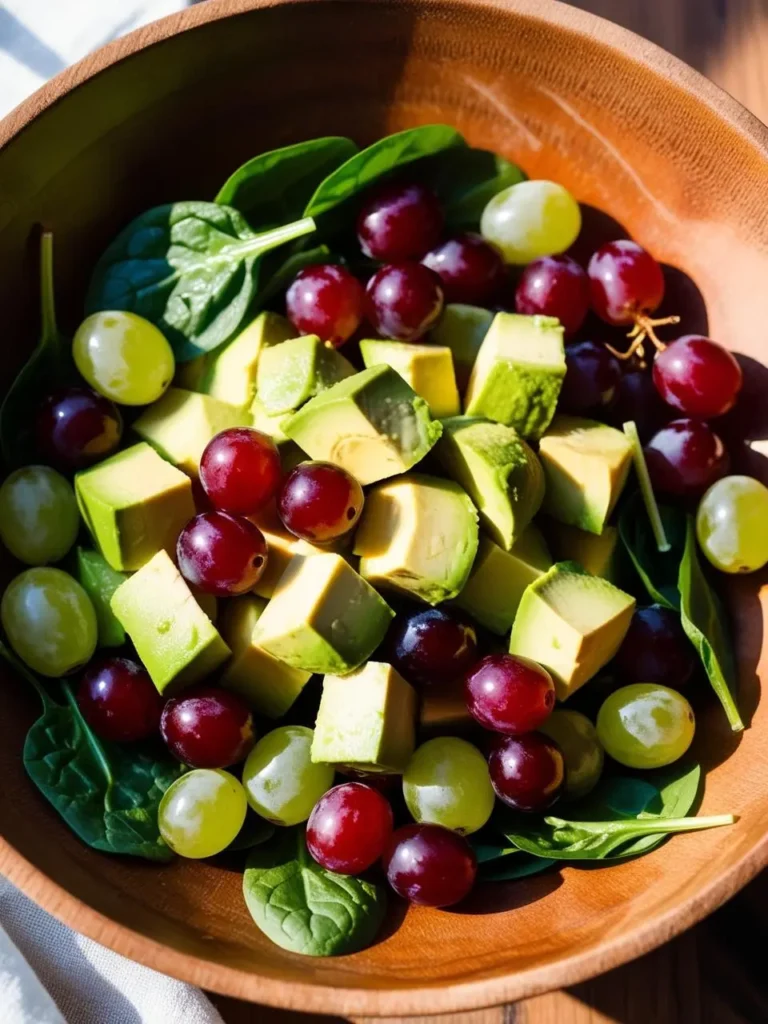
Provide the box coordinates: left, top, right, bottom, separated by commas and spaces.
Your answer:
0, 0, 767, 1015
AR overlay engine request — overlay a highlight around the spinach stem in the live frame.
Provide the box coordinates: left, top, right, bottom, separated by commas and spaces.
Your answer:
623, 420, 670, 553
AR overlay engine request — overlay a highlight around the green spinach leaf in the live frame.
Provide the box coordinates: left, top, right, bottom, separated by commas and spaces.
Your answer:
215, 137, 358, 229
618, 492, 686, 609
1, 642, 181, 861
1, 231, 73, 468
426, 147, 526, 227
86, 202, 315, 362
679, 517, 744, 731
243, 827, 386, 956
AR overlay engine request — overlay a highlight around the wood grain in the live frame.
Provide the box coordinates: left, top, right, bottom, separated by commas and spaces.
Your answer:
0, 0, 767, 1019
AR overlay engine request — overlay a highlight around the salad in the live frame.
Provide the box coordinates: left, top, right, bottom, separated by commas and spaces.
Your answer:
0, 125, 760, 958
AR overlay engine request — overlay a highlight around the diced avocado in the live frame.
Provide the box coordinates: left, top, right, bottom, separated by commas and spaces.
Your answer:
76, 443, 195, 572
111, 550, 231, 694
430, 304, 492, 392
250, 396, 291, 443
354, 473, 478, 605
419, 677, 474, 738
464, 313, 565, 439
359, 339, 460, 418
454, 525, 552, 635
509, 561, 635, 699
204, 312, 294, 408
134, 387, 250, 477
311, 661, 416, 772
545, 519, 620, 581
174, 355, 209, 392
253, 552, 394, 674
436, 416, 544, 549
284, 365, 443, 486
256, 335, 355, 416
251, 506, 301, 599
218, 596, 312, 718
539, 415, 633, 535
75, 547, 127, 648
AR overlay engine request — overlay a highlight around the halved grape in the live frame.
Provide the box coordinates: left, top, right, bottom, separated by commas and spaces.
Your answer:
538, 710, 604, 799
73, 311, 174, 406
696, 475, 768, 574
402, 736, 494, 835
158, 768, 247, 859
241, 725, 334, 826
481, 180, 581, 265
596, 684, 695, 769
0, 466, 79, 565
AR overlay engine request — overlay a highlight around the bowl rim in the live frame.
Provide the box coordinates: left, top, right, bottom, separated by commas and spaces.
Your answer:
1, 0, 767, 1015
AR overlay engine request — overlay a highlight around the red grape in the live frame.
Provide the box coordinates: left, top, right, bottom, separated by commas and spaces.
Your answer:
306, 782, 394, 874
605, 369, 671, 443
36, 386, 122, 470
285, 264, 365, 347
176, 511, 267, 596
422, 233, 505, 306
652, 335, 743, 419
160, 686, 255, 768
199, 427, 281, 515
558, 340, 621, 415
388, 607, 478, 689
77, 657, 162, 743
383, 824, 477, 907
277, 461, 364, 542
488, 733, 564, 812
515, 255, 589, 336
588, 240, 665, 326
365, 262, 444, 341
357, 181, 443, 262
465, 654, 555, 735
614, 605, 696, 689
644, 419, 729, 497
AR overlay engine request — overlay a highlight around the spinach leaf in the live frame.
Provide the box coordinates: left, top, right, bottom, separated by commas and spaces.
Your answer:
470, 837, 519, 864
215, 137, 358, 229
618, 492, 686, 609
481, 853, 556, 882
679, 517, 744, 731
243, 827, 386, 956
86, 202, 315, 362
304, 125, 466, 219
427, 147, 526, 228
1, 642, 181, 861
1, 231, 73, 468
228, 812, 275, 852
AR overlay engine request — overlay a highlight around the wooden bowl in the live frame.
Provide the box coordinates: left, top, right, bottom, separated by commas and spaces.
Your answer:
1, 0, 767, 1015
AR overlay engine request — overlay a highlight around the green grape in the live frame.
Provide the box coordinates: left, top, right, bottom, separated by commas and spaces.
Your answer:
539, 709, 604, 800
596, 684, 695, 770
73, 311, 174, 406
158, 768, 247, 859
402, 736, 494, 835
241, 725, 334, 826
0, 466, 79, 566
1, 567, 97, 677
480, 180, 582, 265
696, 475, 768, 574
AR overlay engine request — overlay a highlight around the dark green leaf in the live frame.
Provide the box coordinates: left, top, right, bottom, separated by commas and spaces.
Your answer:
215, 137, 359, 229
480, 853, 556, 882
618, 492, 686, 609
243, 827, 386, 956
426, 147, 526, 227
469, 837, 518, 864
86, 202, 315, 362
679, 517, 744, 731
228, 812, 275, 852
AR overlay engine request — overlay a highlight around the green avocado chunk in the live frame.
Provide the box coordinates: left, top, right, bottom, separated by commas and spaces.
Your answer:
284, 365, 443, 486
436, 415, 545, 549
256, 335, 355, 415
464, 312, 565, 439
75, 547, 127, 648
359, 339, 460, 418
429, 304, 493, 392
203, 311, 295, 408
509, 561, 635, 700
544, 519, 620, 581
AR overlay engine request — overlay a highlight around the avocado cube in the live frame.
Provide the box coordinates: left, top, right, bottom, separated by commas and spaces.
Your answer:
509, 562, 635, 699
110, 550, 231, 695
256, 335, 355, 416
464, 313, 565, 439
75, 547, 127, 648
203, 311, 294, 408
437, 416, 545, 549
253, 552, 394, 675
539, 415, 633, 535
285, 365, 443, 486
218, 596, 312, 718
311, 662, 416, 772
455, 525, 552, 635
354, 473, 478, 605
544, 519, 620, 581
429, 304, 492, 392
76, 443, 195, 571
133, 388, 250, 478
359, 339, 460, 418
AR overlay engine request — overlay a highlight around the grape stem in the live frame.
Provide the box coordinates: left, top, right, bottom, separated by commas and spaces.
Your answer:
606, 313, 681, 362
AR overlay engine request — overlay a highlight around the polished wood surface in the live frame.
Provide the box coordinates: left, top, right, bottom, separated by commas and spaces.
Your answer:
0, 0, 767, 1017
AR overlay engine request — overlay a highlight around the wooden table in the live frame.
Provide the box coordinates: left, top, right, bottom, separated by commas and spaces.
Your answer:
210, 2, 768, 1020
